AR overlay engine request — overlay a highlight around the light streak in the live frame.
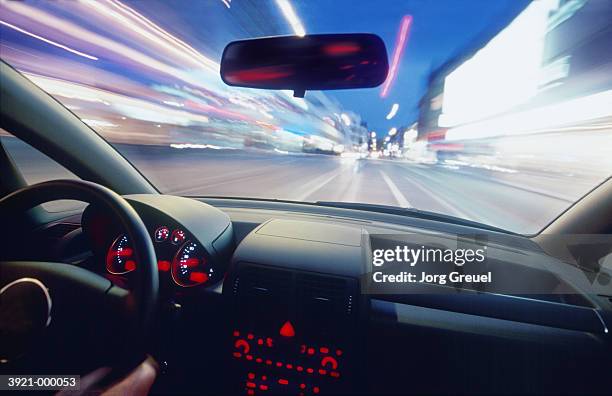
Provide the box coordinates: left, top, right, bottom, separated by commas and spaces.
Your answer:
380, 15, 413, 98
108, 0, 219, 70
0, 20, 98, 60
386, 103, 399, 119
275, 0, 306, 37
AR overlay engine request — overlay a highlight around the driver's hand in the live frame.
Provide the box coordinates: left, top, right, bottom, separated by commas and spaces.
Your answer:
56, 356, 158, 396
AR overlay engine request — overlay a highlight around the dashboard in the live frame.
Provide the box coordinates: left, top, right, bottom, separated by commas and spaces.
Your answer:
36, 195, 611, 395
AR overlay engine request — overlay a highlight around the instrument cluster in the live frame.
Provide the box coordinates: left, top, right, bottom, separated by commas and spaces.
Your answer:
82, 195, 233, 295
105, 224, 217, 289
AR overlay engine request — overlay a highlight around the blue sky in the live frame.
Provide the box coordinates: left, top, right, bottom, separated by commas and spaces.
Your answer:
295, 0, 530, 131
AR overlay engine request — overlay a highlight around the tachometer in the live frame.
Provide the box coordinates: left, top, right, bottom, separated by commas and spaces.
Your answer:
106, 234, 136, 274
171, 241, 213, 287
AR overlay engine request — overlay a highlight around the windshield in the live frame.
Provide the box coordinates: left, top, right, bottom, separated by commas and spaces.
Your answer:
1, 0, 611, 234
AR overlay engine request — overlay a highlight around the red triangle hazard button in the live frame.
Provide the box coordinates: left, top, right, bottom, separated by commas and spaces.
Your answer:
279, 321, 295, 337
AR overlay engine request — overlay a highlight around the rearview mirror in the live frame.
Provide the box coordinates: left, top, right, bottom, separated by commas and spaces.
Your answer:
221, 34, 389, 97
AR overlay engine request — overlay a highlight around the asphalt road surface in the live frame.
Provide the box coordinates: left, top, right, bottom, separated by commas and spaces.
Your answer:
5, 136, 607, 234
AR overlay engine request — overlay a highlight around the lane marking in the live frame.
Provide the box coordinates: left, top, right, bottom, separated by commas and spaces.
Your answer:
295, 169, 341, 201
401, 175, 473, 220
380, 170, 411, 208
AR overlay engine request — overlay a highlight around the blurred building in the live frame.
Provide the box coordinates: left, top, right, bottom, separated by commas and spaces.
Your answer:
417, 0, 612, 142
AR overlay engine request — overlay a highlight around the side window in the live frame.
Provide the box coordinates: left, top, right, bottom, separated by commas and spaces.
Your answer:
0, 129, 85, 212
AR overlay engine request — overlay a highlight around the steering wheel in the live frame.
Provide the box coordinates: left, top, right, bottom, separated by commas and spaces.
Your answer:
0, 180, 158, 375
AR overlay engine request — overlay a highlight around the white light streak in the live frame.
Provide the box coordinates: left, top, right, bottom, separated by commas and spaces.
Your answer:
386, 103, 399, 120
0, 20, 99, 60
275, 0, 306, 37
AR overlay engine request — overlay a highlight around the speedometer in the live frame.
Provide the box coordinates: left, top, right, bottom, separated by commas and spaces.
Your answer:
106, 234, 136, 275
171, 241, 213, 287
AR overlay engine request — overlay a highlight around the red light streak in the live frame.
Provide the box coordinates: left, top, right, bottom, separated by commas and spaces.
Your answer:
380, 15, 413, 98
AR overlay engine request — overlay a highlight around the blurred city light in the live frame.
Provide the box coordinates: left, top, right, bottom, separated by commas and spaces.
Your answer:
385, 103, 399, 119
439, 0, 556, 127
388, 127, 397, 136
340, 113, 351, 126
445, 89, 612, 141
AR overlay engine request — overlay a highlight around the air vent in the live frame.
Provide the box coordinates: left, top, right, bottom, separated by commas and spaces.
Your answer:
44, 223, 81, 238
238, 265, 293, 298
297, 273, 355, 317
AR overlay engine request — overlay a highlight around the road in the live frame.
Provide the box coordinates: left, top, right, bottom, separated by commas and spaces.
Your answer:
3, 137, 607, 234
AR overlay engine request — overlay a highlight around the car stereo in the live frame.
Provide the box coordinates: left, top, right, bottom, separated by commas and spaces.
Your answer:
225, 264, 359, 395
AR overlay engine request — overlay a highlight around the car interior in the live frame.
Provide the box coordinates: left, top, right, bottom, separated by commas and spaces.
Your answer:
1, 24, 612, 396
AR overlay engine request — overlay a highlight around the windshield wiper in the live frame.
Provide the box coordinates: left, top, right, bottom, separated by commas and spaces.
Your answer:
315, 201, 516, 235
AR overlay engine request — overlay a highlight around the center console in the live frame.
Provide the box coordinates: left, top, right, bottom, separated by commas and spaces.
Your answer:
224, 219, 369, 395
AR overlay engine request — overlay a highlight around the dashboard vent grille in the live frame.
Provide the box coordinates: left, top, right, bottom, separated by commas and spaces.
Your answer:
297, 274, 355, 317
239, 265, 292, 298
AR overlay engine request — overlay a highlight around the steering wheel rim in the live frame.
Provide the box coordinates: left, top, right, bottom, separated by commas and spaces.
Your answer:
0, 179, 159, 370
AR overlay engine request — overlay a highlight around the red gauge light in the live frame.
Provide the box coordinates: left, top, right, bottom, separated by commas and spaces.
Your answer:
106, 235, 137, 274
170, 229, 186, 245
171, 240, 213, 287
157, 260, 171, 272
189, 272, 208, 283
154, 226, 170, 242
